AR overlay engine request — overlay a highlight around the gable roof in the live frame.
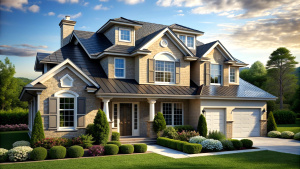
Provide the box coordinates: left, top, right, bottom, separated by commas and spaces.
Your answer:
169, 24, 204, 34
34, 52, 51, 72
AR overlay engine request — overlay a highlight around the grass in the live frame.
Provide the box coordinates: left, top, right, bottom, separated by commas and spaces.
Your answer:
0, 151, 299, 169
277, 118, 300, 133
0, 131, 30, 149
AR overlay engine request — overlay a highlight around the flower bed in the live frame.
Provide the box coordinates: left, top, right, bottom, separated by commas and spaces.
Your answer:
0, 124, 28, 131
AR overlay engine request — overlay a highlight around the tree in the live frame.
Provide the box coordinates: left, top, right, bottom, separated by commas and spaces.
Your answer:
267, 111, 277, 132
291, 85, 300, 114
266, 47, 298, 109
153, 112, 166, 137
93, 109, 109, 144
31, 111, 45, 146
197, 114, 207, 137
240, 61, 267, 88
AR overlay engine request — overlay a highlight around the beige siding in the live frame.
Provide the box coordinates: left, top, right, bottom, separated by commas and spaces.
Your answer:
135, 56, 140, 83
104, 26, 115, 44
103, 56, 135, 79
188, 99, 201, 129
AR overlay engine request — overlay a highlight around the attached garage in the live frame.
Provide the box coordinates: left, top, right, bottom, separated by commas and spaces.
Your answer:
232, 109, 260, 137
205, 109, 226, 134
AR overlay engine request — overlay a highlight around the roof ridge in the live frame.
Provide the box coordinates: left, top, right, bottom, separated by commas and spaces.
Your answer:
74, 30, 94, 33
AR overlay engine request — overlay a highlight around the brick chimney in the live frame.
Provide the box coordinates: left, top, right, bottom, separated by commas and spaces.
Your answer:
59, 16, 76, 47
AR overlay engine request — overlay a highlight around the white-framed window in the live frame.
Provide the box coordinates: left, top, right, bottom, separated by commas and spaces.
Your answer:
119, 28, 131, 42
178, 34, 195, 49
114, 58, 125, 78
113, 104, 118, 128
230, 67, 236, 83
161, 102, 183, 126
154, 52, 177, 84
211, 64, 222, 84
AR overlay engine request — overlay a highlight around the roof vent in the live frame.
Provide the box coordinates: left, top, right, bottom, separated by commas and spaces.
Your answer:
65, 16, 70, 20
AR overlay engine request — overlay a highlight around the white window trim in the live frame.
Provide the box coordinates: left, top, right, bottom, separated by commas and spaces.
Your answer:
60, 74, 74, 88
229, 66, 237, 84
161, 102, 184, 126
119, 28, 131, 42
54, 90, 78, 131
210, 64, 223, 85
114, 57, 126, 78
154, 52, 177, 84
155, 60, 176, 84
177, 34, 195, 49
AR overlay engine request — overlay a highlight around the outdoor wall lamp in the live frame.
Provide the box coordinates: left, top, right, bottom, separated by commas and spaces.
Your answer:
202, 109, 206, 114
262, 108, 266, 114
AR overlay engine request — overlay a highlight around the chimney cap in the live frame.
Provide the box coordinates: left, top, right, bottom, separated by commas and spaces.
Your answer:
65, 16, 70, 20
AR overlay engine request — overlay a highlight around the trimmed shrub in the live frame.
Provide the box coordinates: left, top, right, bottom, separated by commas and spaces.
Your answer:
88, 145, 105, 156
201, 139, 223, 151
207, 130, 226, 141
0, 108, 28, 125
241, 139, 253, 148
93, 109, 110, 145
0, 148, 8, 162
267, 111, 277, 132
12, 140, 30, 147
31, 111, 45, 146
177, 130, 199, 141
33, 137, 71, 149
119, 144, 134, 154
168, 140, 179, 149
30, 147, 47, 161
67, 145, 84, 158
176, 141, 188, 151
231, 139, 243, 150
189, 136, 206, 144
71, 134, 94, 148
157, 137, 170, 147
268, 131, 281, 138
162, 127, 178, 139
112, 132, 120, 141
294, 132, 300, 140
197, 114, 207, 137
49, 146, 66, 159
153, 112, 166, 136
281, 131, 294, 139
273, 110, 296, 124
183, 143, 202, 154
134, 144, 147, 153
107, 141, 121, 147
221, 140, 234, 151
86, 124, 94, 136
174, 125, 194, 132
104, 144, 119, 155
8, 146, 33, 162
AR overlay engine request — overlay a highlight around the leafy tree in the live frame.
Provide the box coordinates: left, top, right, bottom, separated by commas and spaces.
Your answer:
291, 85, 300, 114
31, 111, 45, 145
267, 101, 276, 113
240, 61, 267, 88
197, 114, 207, 137
153, 112, 166, 137
267, 111, 277, 132
266, 47, 298, 109
93, 109, 109, 144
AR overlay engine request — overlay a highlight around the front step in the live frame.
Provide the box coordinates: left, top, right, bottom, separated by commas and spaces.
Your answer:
119, 137, 157, 145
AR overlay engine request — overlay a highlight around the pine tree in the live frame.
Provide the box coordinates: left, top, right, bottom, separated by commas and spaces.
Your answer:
93, 109, 109, 144
267, 111, 277, 132
197, 114, 207, 137
31, 111, 45, 146
153, 112, 166, 137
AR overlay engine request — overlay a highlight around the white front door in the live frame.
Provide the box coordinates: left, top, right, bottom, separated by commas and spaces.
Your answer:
233, 108, 260, 137
205, 108, 226, 134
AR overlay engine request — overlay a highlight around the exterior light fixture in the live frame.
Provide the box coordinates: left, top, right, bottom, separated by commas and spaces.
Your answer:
202, 109, 206, 114
262, 108, 266, 113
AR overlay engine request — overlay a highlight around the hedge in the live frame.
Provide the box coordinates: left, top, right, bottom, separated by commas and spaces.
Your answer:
104, 144, 119, 155
174, 125, 194, 132
0, 109, 28, 125
112, 132, 120, 141
231, 139, 243, 150
177, 141, 189, 151
134, 144, 147, 153
49, 146, 66, 159
273, 110, 296, 124
107, 141, 121, 147
67, 145, 84, 158
183, 143, 202, 154
119, 144, 134, 154
241, 139, 253, 148
30, 147, 47, 161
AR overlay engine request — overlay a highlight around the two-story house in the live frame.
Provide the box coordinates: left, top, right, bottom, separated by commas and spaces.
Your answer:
20, 17, 276, 139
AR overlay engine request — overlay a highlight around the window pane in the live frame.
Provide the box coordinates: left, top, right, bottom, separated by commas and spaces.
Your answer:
163, 103, 172, 125
155, 61, 174, 83
179, 35, 186, 43
115, 69, 124, 77
210, 64, 222, 84
230, 68, 235, 82
134, 104, 138, 130
115, 59, 125, 78
120, 29, 130, 41
113, 104, 118, 128
115, 59, 124, 69
59, 98, 74, 127
155, 61, 164, 71
187, 36, 194, 48
155, 72, 164, 82
174, 103, 183, 125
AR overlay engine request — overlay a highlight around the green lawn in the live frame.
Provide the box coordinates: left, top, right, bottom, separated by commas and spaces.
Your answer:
277, 118, 300, 133
0, 131, 30, 149
0, 151, 299, 169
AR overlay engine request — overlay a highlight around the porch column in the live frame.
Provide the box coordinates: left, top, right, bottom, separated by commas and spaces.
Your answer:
36, 91, 42, 111
147, 99, 156, 121
102, 98, 111, 122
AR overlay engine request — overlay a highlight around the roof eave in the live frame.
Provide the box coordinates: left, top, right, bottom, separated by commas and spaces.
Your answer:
198, 96, 277, 101
96, 20, 142, 33
171, 28, 204, 36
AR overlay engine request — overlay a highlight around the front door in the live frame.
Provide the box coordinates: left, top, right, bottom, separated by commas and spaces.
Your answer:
120, 103, 132, 136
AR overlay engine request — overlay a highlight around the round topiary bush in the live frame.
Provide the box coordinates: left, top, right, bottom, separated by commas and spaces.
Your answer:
281, 131, 294, 139
8, 146, 33, 162
189, 136, 206, 144
241, 139, 253, 148
294, 132, 300, 140
104, 144, 119, 155
107, 141, 121, 147
12, 140, 31, 148
268, 131, 281, 138
220, 140, 234, 151
0, 148, 8, 162
67, 145, 84, 158
119, 144, 134, 154
231, 139, 243, 150
49, 146, 66, 159
201, 139, 223, 151
183, 143, 202, 154
134, 144, 147, 153
162, 127, 178, 139
30, 147, 47, 161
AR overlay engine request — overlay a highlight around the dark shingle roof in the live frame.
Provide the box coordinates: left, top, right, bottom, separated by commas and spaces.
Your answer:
196, 41, 217, 58
169, 24, 204, 33
111, 17, 142, 25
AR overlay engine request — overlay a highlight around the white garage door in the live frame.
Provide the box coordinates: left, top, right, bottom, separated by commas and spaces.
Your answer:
233, 109, 260, 137
205, 109, 225, 134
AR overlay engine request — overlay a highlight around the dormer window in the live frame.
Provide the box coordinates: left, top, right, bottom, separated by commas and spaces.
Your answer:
178, 34, 195, 49
114, 58, 125, 78
210, 64, 222, 85
119, 28, 131, 42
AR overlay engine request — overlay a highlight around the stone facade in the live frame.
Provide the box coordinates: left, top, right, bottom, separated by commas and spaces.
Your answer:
260, 120, 267, 136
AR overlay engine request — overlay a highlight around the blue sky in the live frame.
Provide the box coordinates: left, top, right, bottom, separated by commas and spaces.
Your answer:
0, 0, 299, 79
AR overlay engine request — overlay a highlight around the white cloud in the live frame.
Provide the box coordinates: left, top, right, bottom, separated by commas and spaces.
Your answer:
28, 5, 39, 13
79, 26, 89, 29
94, 4, 109, 10
177, 9, 183, 13
156, 0, 202, 7
56, 0, 79, 4
99, 0, 109, 2
57, 12, 82, 19
83, 2, 89, 6
0, 0, 28, 12
118, 0, 145, 5
176, 13, 184, 16
0, 44, 51, 57
48, 12, 55, 16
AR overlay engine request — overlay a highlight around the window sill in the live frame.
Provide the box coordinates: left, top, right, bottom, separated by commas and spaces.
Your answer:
210, 83, 221, 85
57, 128, 77, 132
119, 40, 131, 43
155, 82, 176, 85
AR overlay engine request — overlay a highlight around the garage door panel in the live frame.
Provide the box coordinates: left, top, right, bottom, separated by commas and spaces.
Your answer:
205, 109, 225, 134
233, 109, 260, 137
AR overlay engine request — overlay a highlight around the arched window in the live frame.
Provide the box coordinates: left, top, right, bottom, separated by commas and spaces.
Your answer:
154, 52, 177, 84
54, 90, 78, 130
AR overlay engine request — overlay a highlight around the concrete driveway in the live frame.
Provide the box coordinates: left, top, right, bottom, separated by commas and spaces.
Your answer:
246, 137, 300, 155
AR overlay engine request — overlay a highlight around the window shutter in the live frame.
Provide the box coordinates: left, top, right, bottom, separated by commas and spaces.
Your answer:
77, 97, 86, 127
175, 62, 180, 84
148, 59, 154, 83
49, 97, 58, 129
205, 62, 210, 85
